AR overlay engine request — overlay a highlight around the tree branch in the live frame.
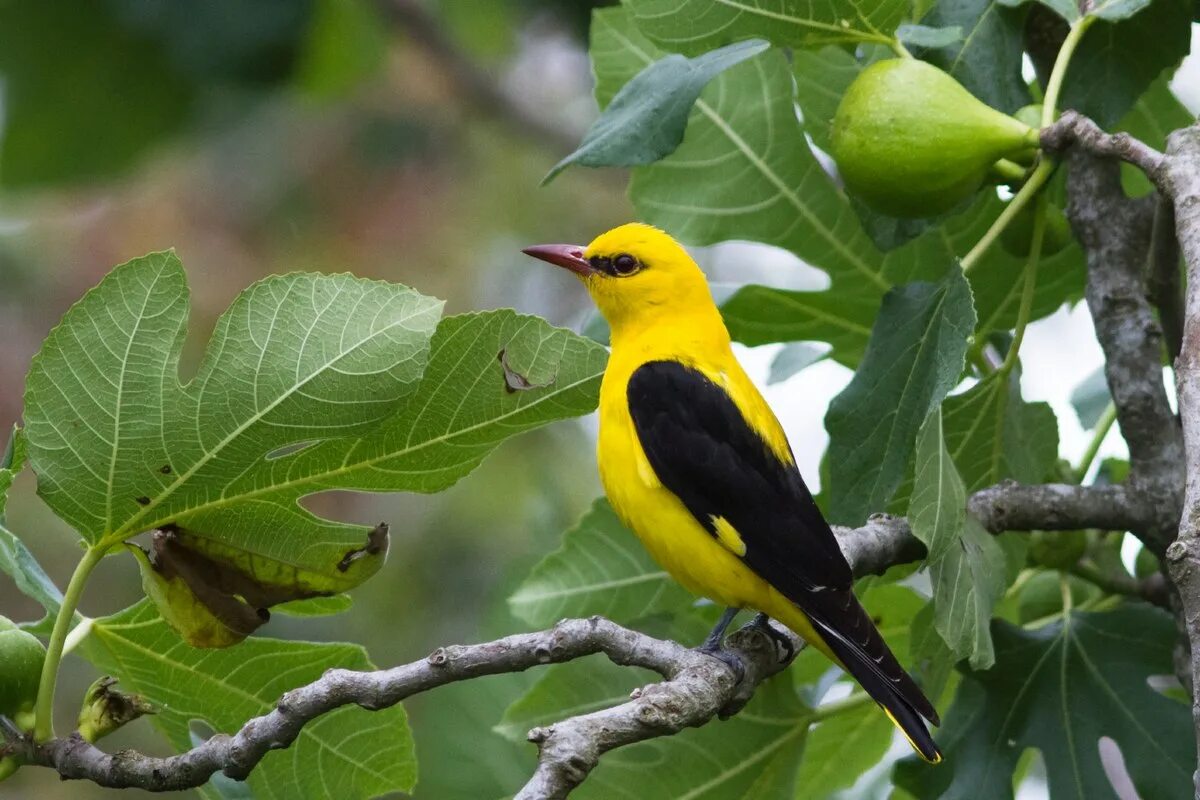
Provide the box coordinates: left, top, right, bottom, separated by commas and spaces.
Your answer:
1042, 111, 1169, 196
2, 481, 1156, 795
1062, 147, 1184, 553
1148, 195, 1185, 364
1069, 560, 1170, 608
1163, 123, 1200, 791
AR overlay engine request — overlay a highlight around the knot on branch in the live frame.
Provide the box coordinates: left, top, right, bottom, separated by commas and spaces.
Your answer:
1043, 111, 1167, 193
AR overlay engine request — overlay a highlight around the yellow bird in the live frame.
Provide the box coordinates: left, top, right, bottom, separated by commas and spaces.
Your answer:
523, 223, 941, 762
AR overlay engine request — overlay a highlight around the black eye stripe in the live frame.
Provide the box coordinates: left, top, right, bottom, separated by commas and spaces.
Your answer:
588, 253, 642, 276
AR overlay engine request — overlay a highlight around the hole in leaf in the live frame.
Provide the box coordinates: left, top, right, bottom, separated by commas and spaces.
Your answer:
337, 523, 389, 572
265, 439, 322, 461
498, 349, 554, 394
1011, 747, 1046, 796
1146, 673, 1188, 703
1098, 736, 1139, 800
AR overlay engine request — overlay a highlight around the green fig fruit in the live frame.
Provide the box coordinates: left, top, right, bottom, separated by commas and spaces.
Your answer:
831, 59, 1039, 218
999, 201, 1073, 257
0, 615, 45, 720
1028, 529, 1088, 570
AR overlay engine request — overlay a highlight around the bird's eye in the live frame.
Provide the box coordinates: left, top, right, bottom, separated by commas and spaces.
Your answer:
612, 253, 640, 276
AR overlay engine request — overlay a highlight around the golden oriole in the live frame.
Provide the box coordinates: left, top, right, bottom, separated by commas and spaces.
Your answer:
523, 223, 941, 762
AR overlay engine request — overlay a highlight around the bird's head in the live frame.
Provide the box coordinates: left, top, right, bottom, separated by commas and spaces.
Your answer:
522, 223, 714, 333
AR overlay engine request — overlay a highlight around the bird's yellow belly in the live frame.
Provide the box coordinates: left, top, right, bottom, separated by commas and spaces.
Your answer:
597, 398, 775, 611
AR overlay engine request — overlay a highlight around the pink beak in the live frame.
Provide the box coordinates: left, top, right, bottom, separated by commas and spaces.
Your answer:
521, 244, 595, 277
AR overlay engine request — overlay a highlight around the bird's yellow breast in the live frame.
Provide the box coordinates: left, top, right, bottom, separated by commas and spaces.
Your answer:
596, 316, 793, 610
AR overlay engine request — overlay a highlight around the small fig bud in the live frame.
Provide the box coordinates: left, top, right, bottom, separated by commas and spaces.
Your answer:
1000, 201, 1072, 257
77, 676, 156, 743
831, 59, 1039, 218
0, 615, 45, 722
1028, 530, 1088, 570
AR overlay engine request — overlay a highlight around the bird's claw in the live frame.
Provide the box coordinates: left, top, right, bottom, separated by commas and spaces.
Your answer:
745, 613, 795, 663
694, 642, 747, 684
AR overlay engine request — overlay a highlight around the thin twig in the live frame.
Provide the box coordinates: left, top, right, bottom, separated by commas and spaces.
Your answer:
1069, 561, 1170, 608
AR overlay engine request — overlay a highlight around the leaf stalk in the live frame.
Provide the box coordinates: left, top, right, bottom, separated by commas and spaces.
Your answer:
34, 545, 106, 741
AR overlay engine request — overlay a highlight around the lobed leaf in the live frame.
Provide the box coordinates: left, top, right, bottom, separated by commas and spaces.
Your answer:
84, 601, 415, 800
896, 606, 1193, 800
23, 252, 606, 635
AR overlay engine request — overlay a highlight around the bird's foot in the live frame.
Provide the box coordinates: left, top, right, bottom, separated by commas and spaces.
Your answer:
744, 613, 795, 663
693, 641, 746, 684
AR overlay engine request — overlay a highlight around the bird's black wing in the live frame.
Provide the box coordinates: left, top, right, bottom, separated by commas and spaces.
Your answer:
626, 360, 938, 728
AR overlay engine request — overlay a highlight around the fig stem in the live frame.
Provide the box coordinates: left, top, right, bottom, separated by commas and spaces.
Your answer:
33, 545, 106, 741
889, 38, 912, 59
998, 193, 1048, 376
990, 158, 1029, 183
1042, 16, 1098, 130
1075, 401, 1118, 483
961, 158, 1053, 273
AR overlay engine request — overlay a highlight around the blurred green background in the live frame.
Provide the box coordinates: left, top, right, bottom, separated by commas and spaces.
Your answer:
0, 1, 628, 796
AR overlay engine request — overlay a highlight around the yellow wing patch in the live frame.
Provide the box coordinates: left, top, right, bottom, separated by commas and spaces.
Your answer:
710, 515, 747, 557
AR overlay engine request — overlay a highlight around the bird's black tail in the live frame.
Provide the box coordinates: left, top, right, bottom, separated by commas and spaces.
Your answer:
806, 595, 942, 764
